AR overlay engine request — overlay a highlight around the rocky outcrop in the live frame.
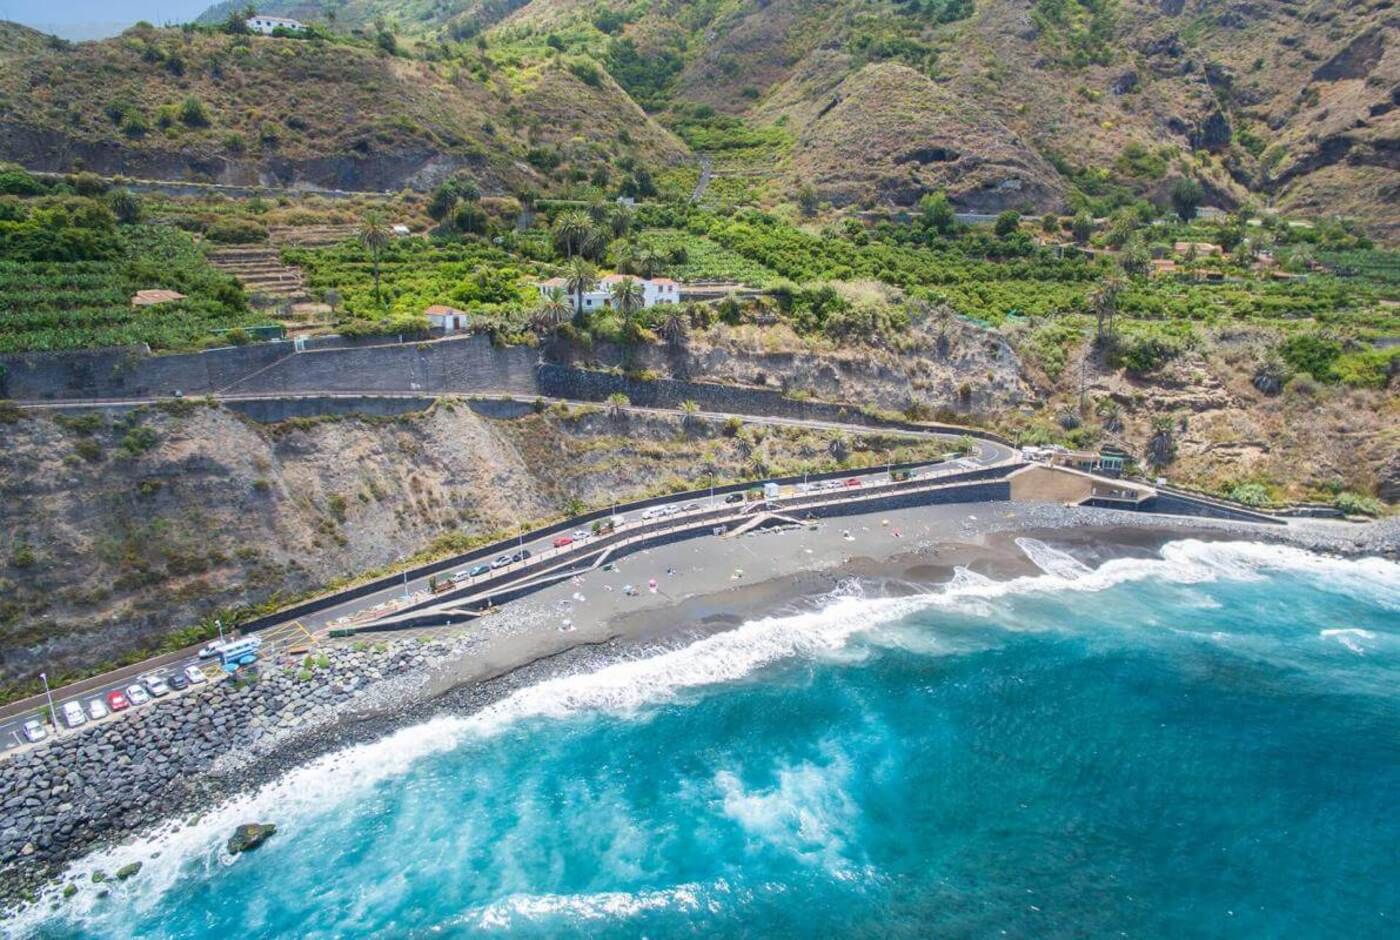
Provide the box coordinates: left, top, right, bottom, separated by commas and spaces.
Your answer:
779, 62, 1064, 211
1313, 29, 1387, 82
227, 823, 276, 855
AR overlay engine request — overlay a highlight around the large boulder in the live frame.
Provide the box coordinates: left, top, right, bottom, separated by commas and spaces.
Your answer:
227, 823, 277, 855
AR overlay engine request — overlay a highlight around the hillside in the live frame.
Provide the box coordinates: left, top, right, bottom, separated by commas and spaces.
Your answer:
0, 400, 956, 701
0, 21, 684, 192
1, 3, 1394, 232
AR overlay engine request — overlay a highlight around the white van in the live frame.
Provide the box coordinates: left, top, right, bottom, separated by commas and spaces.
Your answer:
62, 701, 87, 728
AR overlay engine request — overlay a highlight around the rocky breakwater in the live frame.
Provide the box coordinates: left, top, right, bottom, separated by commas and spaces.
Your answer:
0, 632, 478, 907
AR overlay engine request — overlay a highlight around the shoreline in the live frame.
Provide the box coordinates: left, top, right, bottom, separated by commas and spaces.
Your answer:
2, 503, 1396, 913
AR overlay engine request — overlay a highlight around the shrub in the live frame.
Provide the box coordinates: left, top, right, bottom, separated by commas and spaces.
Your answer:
9, 544, 36, 568
179, 96, 210, 127
1279, 333, 1341, 382
1334, 491, 1383, 517
0, 167, 44, 196
1227, 483, 1272, 507
120, 426, 158, 456
205, 218, 268, 244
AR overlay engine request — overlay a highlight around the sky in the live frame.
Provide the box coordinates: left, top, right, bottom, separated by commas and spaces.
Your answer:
0, 0, 215, 39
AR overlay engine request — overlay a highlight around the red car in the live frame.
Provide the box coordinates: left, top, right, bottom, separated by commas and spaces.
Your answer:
845, 478, 862, 488
106, 689, 130, 712
552, 535, 574, 549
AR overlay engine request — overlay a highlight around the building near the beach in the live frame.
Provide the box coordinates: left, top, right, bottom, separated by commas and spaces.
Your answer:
536, 274, 681, 311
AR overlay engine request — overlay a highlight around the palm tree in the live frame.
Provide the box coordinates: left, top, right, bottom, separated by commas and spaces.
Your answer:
609, 276, 645, 322
552, 211, 595, 259
1088, 276, 1124, 345
531, 287, 571, 336
635, 247, 663, 279
679, 399, 700, 432
586, 198, 611, 225
564, 257, 599, 318
610, 204, 634, 238
358, 211, 391, 306
660, 309, 688, 349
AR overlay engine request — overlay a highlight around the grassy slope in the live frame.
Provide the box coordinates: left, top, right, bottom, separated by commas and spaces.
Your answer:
0, 23, 684, 191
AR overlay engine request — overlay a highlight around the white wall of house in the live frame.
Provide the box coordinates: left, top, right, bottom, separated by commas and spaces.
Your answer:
427, 313, 467, 333
536, 277, 680, 309
247, 17, 306, 34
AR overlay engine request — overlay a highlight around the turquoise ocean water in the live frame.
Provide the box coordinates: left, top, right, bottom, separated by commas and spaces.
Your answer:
19, 539, 1400, 938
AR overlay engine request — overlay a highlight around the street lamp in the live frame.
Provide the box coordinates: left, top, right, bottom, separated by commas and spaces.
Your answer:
39, 672, 56, 731
216, 618, 225, 645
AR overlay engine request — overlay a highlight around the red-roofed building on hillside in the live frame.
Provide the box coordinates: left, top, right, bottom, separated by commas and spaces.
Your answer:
424, 305, 469, 333
536, 274, 681, 312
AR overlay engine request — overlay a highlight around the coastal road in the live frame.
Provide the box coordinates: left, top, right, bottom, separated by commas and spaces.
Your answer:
0, 399, 1014, 755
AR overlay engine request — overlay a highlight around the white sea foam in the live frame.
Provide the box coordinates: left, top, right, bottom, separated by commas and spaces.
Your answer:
1015, 538, 1093, 580
1320, 628, 1378, 655
18, 538, 1399, 935
715, 753, 861, 877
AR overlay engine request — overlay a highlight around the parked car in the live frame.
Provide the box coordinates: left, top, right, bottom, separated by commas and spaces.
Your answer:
510, 548, 532, 563
468, 563, 492, 577
21, 719, 47, 744
724, 492, 745, 504
683, 502, 701, 512
641, 507, 662, 521
553, 535, 574, 549
87, 698, 109, 721
183, 665, 207, 685
661, 505, 680, 516
144, 675, 170, 697
61, 701, 87, 729
491, 554, 512, 569
106, 689, 130, 712
167, 673, 189, 691
844, 478, 862, 488
572, 529, 592, 541
197, 643, 220, 659
451, 570, 471, 583
125, 684, 151, 707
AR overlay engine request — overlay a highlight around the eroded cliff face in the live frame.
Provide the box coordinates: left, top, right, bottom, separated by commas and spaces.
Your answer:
0, 400, 951, 695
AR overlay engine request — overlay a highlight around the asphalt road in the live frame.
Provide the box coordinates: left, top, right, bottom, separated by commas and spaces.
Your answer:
0, 399, 1013, 756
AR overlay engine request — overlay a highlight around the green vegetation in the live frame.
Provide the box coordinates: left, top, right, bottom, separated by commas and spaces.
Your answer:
0, 174, 257, 351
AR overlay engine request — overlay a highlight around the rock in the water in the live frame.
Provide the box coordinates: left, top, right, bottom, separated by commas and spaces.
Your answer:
227, 823, 277, 855
114, 862, 142, 881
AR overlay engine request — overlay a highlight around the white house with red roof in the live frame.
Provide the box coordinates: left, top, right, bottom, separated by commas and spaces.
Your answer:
537, 274, 680, 312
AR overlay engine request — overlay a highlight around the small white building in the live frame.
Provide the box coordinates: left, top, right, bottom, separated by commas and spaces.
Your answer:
246, 15, 307, 35
537, 274, 680, 312
425, 305, 469, 333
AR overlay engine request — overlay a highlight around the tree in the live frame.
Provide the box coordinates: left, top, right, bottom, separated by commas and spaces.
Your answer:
1071, 211, 1094, 244
919, 191, 955, 235
564, 257, 599, 319
1119, 235, 1152, 278
1170, 177, 1204, 222
1088, 276, 1124, 345
453, 202, 488, 235
1040, 214, 1060, 235
610, 204, 634, 238
660, 309, 688, 349
552, 210, 594, 258
993, 210, 1020, 238
679, 398, 700, 431
606, 391, 629, 416
427, 186, 457, 221
635, 247, 663, 279
107, 188, 141, 224
531, 287, 571, 337
797, 184, 820, 218
609, 276, 645, 322
357, 211, 390, 305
